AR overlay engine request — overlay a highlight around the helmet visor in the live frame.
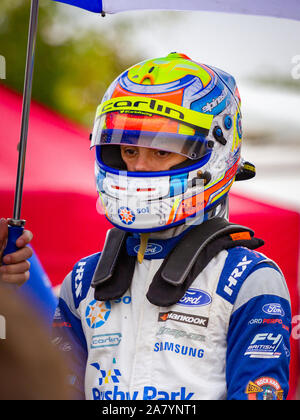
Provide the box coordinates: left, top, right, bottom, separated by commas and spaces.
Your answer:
91, 96, 214, 160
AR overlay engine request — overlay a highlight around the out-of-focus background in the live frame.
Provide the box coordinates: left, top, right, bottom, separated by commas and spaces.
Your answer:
0, 0, 300, 399
2, 1, 300, 205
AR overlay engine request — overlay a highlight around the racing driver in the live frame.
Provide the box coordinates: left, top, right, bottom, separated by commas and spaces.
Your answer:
51, 53, 293, 400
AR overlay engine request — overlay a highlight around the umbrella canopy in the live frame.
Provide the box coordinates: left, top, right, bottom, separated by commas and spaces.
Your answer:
54, 0, 300, 20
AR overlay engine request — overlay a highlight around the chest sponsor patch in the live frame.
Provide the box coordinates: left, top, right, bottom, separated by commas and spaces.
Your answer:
90, 359, 194, 400
158, 311, 209, 328
154, 341, 204, 359
262, 303, 285, 317
178, 288, 212, 307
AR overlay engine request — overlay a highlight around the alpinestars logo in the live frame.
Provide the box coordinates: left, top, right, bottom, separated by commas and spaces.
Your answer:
202, 89, 227, 113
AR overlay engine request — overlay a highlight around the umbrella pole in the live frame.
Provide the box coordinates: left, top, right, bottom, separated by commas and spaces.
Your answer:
3, 0, 40, 256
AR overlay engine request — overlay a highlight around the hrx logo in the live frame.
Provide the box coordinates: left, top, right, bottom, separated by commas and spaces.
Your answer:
224, 256, 252, 296
75, 261, 86, 298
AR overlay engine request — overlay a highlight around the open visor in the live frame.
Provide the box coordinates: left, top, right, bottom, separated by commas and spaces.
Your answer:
91, 96, 214, 160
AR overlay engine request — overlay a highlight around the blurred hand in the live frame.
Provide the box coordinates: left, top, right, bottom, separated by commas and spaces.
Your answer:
0, 218, 33, 286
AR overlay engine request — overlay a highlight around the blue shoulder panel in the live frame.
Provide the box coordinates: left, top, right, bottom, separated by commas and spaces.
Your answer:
71, 253, 101, 309
216, 247, 266, 305
226, 293, 291, 400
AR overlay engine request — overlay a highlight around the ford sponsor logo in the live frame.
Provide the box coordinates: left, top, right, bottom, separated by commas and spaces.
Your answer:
134, 243, 163, 256
178, 288, 212, 307
262, 303, 285, 317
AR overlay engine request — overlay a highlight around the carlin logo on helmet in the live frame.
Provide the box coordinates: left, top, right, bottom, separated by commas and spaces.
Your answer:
98, 96, 213, 131
118, 207, 136, 225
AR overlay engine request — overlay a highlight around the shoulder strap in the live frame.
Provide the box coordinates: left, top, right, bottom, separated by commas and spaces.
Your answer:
147, 218, 264, 306
161, 218, 256, 286
91, 218, 264, 306
91, 228, 127, 286
91, 228, 136, 301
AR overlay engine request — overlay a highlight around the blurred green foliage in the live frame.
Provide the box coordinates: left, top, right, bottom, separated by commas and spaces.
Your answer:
0, 0, 140, 127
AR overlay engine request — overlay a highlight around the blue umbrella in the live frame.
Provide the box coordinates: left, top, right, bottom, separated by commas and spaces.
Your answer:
53, 0, 300, 20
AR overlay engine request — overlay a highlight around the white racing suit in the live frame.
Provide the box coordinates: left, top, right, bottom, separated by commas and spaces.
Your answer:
53, 225, 291, 400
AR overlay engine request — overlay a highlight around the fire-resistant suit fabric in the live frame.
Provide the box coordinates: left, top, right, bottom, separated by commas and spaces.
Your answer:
52, 229, 291, 400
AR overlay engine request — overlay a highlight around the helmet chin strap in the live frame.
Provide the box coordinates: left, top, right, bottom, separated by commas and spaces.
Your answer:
135, 197, 229, 254
137, 233, 150, 264
206, 196, 229, 221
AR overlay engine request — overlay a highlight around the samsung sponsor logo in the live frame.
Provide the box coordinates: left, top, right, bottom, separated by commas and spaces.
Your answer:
178, 288, 211, 308
263, 303, 285, 317
154, 341, 204, 359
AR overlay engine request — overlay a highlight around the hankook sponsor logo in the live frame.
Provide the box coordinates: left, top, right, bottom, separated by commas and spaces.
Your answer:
158, 311, 209, 328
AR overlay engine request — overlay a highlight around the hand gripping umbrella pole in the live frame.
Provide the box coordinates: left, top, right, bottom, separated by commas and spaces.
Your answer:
3, 0, 39, 257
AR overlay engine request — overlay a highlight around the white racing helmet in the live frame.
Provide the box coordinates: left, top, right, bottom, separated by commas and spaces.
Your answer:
91, 53, 254, 233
